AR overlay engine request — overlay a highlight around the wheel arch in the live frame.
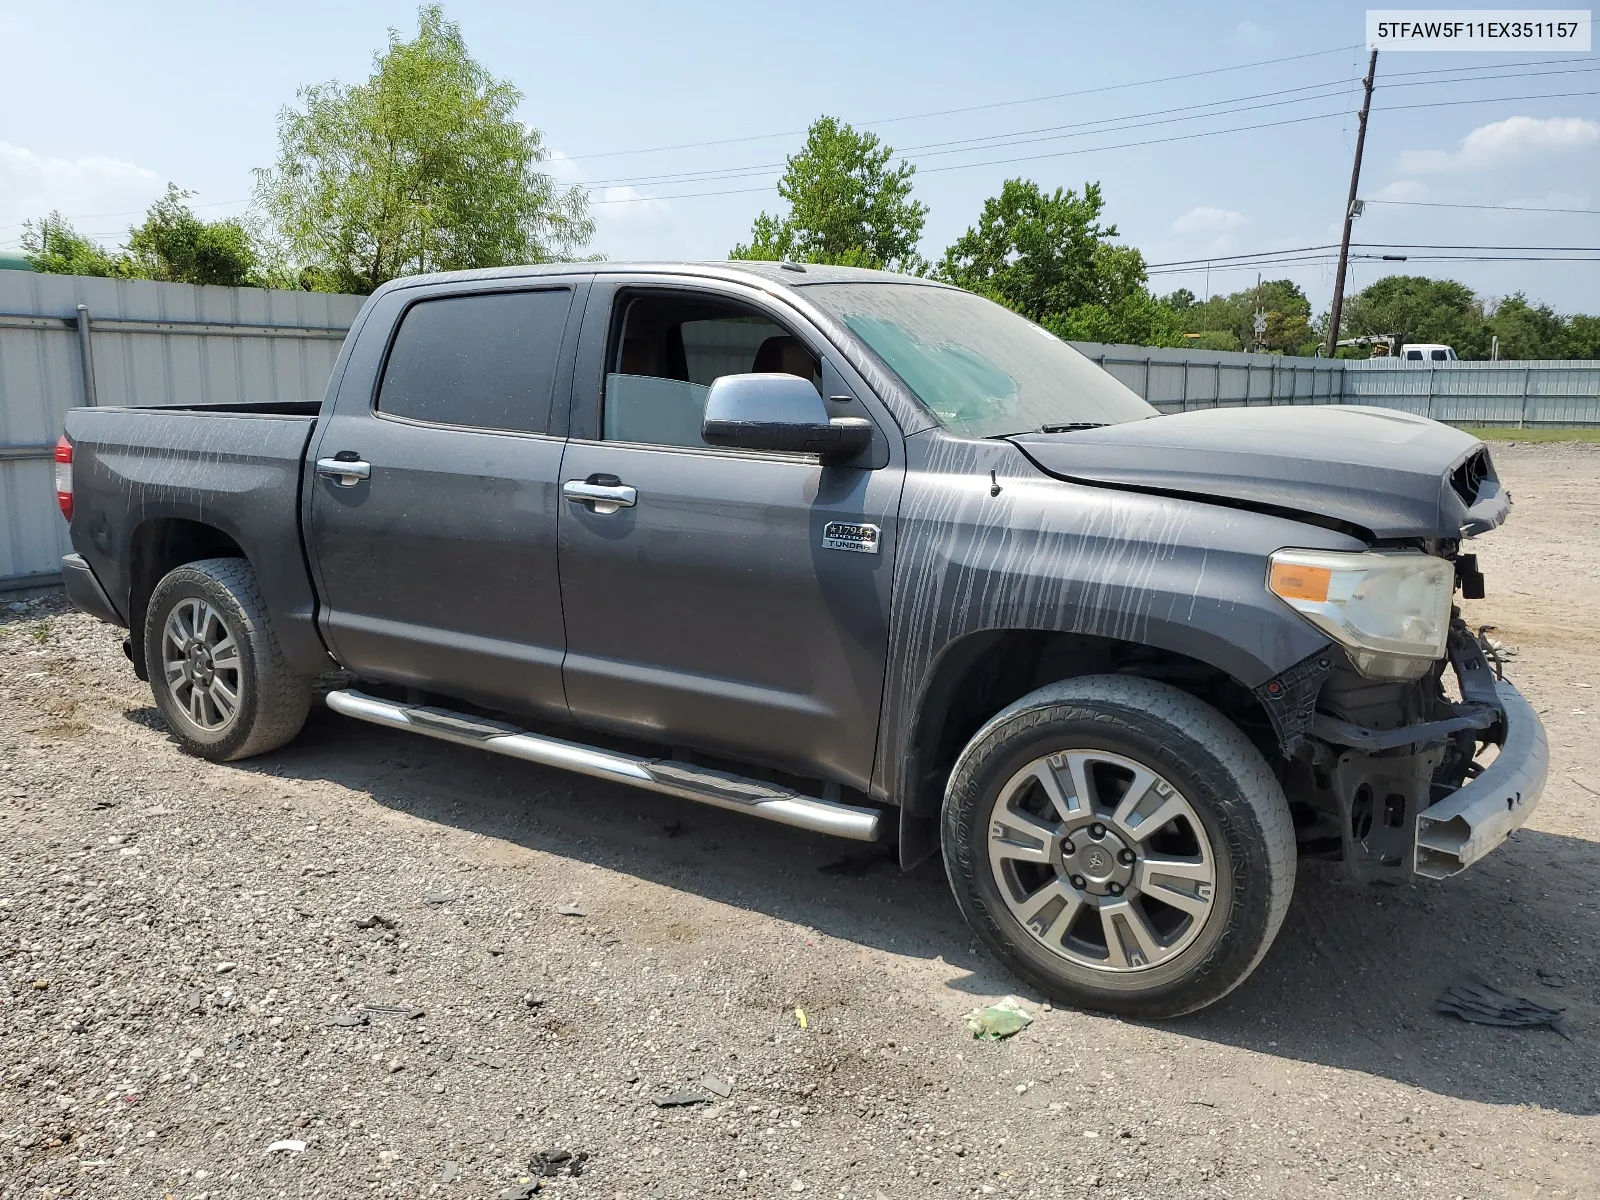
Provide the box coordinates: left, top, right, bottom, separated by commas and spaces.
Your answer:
896, 626, 1278, 865
127, 518, 247, 681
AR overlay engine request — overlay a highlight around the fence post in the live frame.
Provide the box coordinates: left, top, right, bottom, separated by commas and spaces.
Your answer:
1142, 357, 1152, 402
1180, 359, 1190, 412
1520, 364, 1532, 428
74, 304, 98, 407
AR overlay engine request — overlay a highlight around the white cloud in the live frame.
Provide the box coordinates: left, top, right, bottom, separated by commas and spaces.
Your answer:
1171, 206, 1247, 235
1372, 179, 1428, 202
0, 142, 164, 247
1398, 116, 1600, 174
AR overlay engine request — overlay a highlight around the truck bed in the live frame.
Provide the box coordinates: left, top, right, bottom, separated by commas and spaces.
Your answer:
62, 403, 330, 675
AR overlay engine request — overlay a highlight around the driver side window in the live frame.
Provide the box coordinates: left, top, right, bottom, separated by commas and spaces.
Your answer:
603, 293, 820, 448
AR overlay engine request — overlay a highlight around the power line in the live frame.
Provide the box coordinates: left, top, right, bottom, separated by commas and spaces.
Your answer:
1366, 199, 1600, 216
582, 64, 1600, 191
561, 43, 1368, 163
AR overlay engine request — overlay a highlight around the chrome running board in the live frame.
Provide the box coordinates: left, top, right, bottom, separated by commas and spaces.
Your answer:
324, 689, 884, 842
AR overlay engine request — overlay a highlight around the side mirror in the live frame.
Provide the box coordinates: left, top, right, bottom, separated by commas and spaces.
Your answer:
702, 373, 872, 464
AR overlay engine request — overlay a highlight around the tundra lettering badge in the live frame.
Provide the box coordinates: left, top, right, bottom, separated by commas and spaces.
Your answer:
822, 521, 880, 555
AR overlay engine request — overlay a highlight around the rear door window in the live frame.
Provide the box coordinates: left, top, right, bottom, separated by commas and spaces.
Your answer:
378, 288, 573, 433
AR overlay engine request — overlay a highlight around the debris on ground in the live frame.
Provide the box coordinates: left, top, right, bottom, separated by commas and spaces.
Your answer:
1536, 967, 1568, 987
701, 1074, 732, 1098
265, 1139, 306, 1155
521, 993, 545, 1011
358, 1002, 425, 1020
439, 1161, 461, 1183
324, 1013, 369, 1028
531, 1148, 589, 1177
223, 1032, 249, 1052
965, 996, 1035, 1041
353, 913, 397, 929
1435, 977, 1570, 1038
180, 989, 205, 1014
652, 1089, 708, 1107
556, 903, 587, 917
497, 1183, 541, 1199
422, 891, 457, 905
794, 1008, 808, 1029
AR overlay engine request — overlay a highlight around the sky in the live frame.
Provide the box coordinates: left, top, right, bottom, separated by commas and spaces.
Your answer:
1, 0, 1596, 314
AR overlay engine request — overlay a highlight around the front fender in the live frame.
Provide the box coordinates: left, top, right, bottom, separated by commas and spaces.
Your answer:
872, 433, 1355, 804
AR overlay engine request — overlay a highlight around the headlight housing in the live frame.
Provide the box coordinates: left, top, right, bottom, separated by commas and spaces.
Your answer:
1268, 549, 1455, 680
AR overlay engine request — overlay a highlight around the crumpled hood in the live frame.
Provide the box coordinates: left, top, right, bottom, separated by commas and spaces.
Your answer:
1010, 405, 1508, 541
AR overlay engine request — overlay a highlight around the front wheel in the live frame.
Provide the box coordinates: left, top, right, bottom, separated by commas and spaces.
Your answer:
143, 557, 312, 762
942, 675, 1296, 1019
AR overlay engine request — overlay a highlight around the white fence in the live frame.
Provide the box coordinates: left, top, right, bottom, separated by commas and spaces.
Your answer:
0, 272, 362, 590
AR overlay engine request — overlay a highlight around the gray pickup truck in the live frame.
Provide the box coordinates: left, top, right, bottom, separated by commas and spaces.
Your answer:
55, 262, 1547, 1018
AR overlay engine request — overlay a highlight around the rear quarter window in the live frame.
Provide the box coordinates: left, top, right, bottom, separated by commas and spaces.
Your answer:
377, 288, 572, 433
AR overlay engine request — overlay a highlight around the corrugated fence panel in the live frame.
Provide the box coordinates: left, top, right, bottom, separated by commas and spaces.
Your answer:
0, 273, 362, 589
1069, 342, 1345, 413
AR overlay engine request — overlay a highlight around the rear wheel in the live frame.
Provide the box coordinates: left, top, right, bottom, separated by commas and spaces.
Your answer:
143, 558, 312, 761
942, 675, 1295, 1019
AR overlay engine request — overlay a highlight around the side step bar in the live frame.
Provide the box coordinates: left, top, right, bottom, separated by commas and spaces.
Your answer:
324, 689, 883, 842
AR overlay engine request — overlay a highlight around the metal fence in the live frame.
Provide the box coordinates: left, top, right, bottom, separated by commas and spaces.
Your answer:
4, 279, 1599, 593
1070, 340, 1600, 427
0, 272, 362, 590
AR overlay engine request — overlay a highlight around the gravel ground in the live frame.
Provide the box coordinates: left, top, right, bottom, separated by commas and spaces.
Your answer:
1, 442, 1596, 1200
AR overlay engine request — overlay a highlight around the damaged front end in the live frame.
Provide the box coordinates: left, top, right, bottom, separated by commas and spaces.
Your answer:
1268, 620, 1548, 884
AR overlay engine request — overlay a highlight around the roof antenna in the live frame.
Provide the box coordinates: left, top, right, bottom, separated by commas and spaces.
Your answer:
990, 470, 1002, 497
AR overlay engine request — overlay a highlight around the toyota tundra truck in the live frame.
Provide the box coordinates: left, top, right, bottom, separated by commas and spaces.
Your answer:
53, 262, 1548, 1018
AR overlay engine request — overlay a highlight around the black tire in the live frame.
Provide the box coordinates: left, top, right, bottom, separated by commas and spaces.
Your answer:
941, 675, 1295, 1019
143, 557, 312, 762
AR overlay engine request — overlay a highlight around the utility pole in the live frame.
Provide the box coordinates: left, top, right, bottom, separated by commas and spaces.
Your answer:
1325, 48, 1378, 359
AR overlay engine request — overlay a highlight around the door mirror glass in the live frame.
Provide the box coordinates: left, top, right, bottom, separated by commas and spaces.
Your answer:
702, 373, 872, 464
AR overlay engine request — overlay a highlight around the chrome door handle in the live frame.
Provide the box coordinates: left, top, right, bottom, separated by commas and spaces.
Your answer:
563, 479, 637, 514
316, 457, 371, 486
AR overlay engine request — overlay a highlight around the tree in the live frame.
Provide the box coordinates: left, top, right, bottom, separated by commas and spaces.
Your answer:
939, 179, 1180, 346
1567, 314, 1600, 359
125, 185, 260, 286
1486, 294, 1570, 360
1166, 279, 1315, 355
254, 4, 593, 294
21, 213, 122, 277
939, 180, 1120, 322
730, 116, 927, 272
1338, 275, 1488, 358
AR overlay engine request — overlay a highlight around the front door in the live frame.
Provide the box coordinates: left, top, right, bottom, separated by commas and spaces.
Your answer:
555, 281, 903, 790
308, 282, 582, 717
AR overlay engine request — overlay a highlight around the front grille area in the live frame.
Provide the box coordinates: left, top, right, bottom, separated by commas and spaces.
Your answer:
1451, 448, 1493, 507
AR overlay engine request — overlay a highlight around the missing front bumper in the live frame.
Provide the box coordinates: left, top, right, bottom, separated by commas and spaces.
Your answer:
1414, 680, 1548, 879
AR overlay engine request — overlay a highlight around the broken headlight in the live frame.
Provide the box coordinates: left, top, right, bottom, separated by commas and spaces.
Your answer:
1267, 549, 1455, 680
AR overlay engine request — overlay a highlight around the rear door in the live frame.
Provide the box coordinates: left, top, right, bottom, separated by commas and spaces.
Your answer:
554, 276, 904, 790
307, 278, 586, 717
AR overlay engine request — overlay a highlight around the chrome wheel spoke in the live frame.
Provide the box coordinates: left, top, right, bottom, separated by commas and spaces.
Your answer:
988, 807, 1058, 869
1101, 899, 1167, 969
208, 677, 238, 721
1024, 758, 1085, 825
1112, 786, 1188, 844
1012, 880, 1084, 946
164, 658, 186, 684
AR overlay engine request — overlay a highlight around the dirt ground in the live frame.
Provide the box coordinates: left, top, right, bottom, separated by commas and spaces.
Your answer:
1, 442, 1595, 1200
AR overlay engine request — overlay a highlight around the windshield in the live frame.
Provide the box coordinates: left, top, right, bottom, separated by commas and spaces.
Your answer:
804, 282, 1156, 438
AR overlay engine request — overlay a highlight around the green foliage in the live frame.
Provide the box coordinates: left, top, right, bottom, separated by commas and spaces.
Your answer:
125, 185, 260, 286
254, 4, 593, 294
938, 179, 1180, 346
1163, 279, 1315, 355
730, 116, 927, 273
1566, 314, 1600, 360
21, 213, 122, 277
1486, 294, 1571, 360
1340, 275, 1488, 358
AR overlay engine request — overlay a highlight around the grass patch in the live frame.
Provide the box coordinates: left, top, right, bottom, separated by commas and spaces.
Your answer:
1454, 425, 1600, 443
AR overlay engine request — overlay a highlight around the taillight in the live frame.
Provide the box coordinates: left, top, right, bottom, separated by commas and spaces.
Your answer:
54, 436, 73, 522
